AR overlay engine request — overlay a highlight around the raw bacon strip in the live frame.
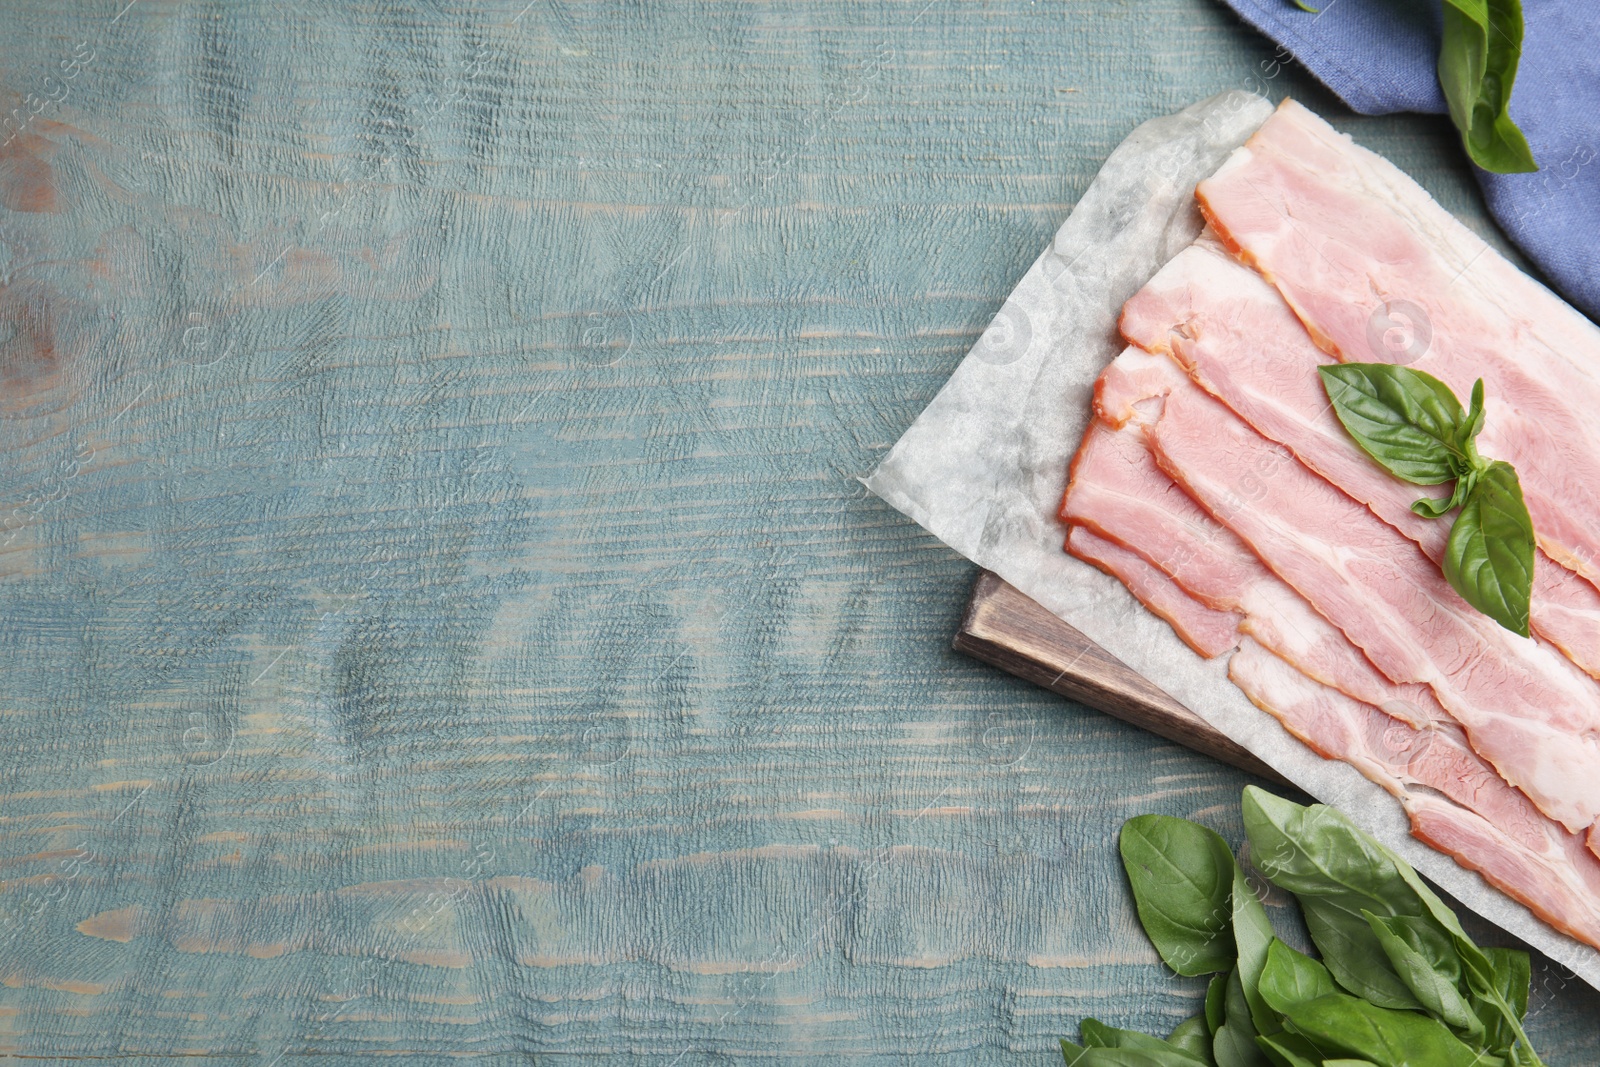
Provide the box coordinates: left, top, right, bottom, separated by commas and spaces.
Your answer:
1229, 638, 1600, 949
1196, 98, 1600, 591
1145, 380, 1600, 835
1119, 238, 1600, 681
1532, 582, 1600, 686
1066, 525, 1241, 658
1063, 410, 1266, 612
1065, 353, 1441, 729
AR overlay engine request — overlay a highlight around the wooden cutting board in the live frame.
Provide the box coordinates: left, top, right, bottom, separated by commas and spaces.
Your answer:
954, 570, 1287, 784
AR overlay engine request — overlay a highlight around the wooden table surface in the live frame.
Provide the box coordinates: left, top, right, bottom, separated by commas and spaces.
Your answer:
1, 1, 1595, 1061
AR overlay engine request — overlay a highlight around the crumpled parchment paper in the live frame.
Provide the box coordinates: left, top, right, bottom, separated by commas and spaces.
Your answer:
865, 90, 1600, 990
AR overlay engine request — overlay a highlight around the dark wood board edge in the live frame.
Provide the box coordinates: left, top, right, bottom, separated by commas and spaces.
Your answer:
955, 570, 1287, 784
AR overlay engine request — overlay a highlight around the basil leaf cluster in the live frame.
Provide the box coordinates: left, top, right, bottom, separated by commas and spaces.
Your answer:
1318, 363, 1535, 638
1059, 787, 1544, 1067
1282, 0, 1536, 175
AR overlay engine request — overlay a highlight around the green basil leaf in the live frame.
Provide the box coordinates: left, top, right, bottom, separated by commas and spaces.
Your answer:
1253, 789, 1545, 1066
1472, 947, 1536, 1065
1322, 1061, 1382, 1067
1463, 378, 1486, 442
1168, 1016, 1216, 1066
1120, 815, 1239, 976
1212, 967, 1272, 1067
1318, 364, 1470, 484
1205, 972, 1228, 1034
1240, 790, 1404, 911
1444, 460, 1534, 636
1282, 992, 1498, 1067
1320, 367, 1538, 635
1212, 1020, 1256, 1066
1256, 939, 1336, 1014
1082, 1018, 1132, 1048
1231, 864, 1280, 1035
1062, 1039, 1213, 1067
1298, 896, 1423, 1010
1413, 492, 1458, 520
1363, 911, 1481, 1036
1083, 1018, 1209, 1059
1484, 947, 1530, 1019
1380, 914, 1462, 987
1439, 0, 1538, 174
1392, 895, 1542, 1066
1254, 1033, 1322, 1067
1383, 846, 1473, 944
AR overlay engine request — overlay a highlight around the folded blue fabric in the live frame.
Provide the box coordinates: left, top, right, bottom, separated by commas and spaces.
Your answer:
1215, 0, 1600, 323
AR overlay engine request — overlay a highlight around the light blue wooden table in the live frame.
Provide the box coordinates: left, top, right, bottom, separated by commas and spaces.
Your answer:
0, 0, 1594, 1061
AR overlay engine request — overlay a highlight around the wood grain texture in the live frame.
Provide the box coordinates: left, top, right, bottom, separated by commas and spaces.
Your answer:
0, 0, 1594, 1061
955, 571, 1286, 784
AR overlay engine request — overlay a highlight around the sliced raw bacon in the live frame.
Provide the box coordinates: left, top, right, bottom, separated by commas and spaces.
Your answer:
1229, 638, 1600, 948
1119, 237, 1600, 681
1119, 237, 1436, 544
1067, 355, 1600, 944
1060, 98, 1600, 947
1063, 405, 1266, 612
1196, 98, 1600, 592
1144, 379, 1600, 836
1532, 582, 1600, 687
1066, 525, 1241, 658
1066, 351, 1440, 729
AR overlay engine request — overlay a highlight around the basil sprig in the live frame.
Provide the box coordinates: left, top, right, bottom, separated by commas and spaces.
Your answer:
1059, 787, 1546, 1067
1283, 0, 1536, 175
1319, 363, 1534, 638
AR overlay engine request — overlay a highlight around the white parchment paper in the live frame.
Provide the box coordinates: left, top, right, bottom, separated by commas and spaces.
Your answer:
865, 90, 1600, 989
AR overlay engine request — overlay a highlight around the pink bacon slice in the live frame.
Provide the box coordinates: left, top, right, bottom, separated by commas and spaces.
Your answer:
1066, 525, 1241, 658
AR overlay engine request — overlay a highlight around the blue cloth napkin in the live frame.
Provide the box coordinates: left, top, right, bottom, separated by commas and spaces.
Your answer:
1215, 0, 1600, 323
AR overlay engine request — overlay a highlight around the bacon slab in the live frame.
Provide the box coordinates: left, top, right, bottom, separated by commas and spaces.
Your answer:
1119, 237, 1600, 681
1196, 98, 1600, 593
